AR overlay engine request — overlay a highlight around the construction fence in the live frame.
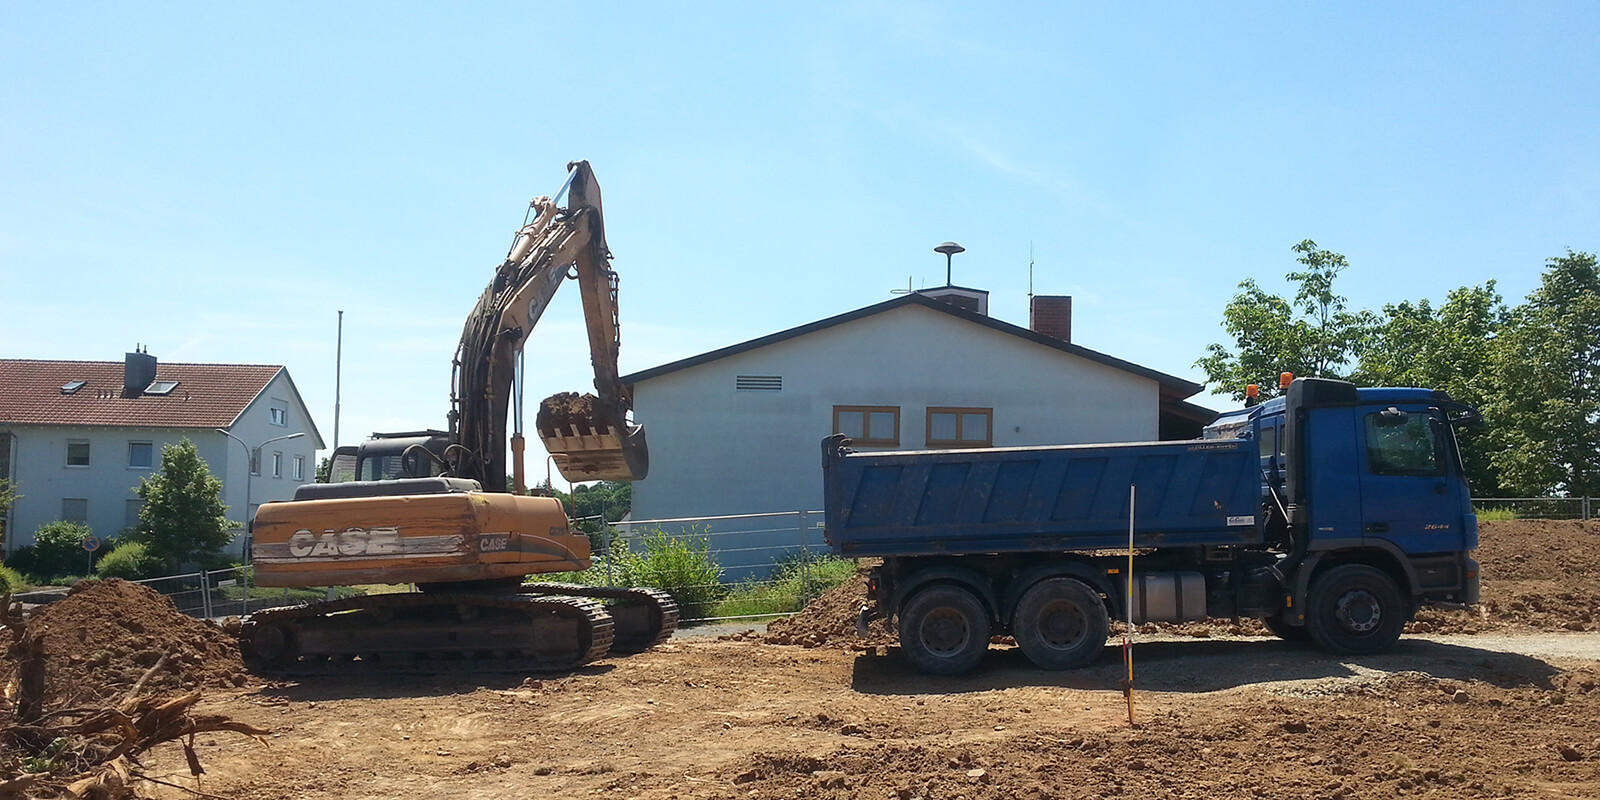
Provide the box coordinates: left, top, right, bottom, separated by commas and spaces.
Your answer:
137, 510, 836, 625
132, 499, 1593, 624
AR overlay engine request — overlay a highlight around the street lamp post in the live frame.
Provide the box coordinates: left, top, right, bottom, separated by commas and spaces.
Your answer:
217, 429, 305, 564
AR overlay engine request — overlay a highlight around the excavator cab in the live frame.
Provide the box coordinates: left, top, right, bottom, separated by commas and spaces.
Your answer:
323, 431, 453, 484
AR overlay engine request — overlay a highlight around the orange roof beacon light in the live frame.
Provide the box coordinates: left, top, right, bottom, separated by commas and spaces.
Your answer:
1279, 372, 1295, 391
1244, 384, 1260, 407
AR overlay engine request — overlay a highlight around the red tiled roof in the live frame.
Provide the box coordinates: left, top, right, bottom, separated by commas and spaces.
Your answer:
0, 359, 284, 429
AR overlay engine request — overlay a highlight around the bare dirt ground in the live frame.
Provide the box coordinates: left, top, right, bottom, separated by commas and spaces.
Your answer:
7, 519, 1600, 799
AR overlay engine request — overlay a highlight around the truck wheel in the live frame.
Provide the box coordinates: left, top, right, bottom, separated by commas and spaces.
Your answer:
1012, 578, 1109, 670
1304, 564, 1408, 655
898, 585, 991, 675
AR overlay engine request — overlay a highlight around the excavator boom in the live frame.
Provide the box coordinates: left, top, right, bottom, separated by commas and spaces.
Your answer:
240, 162, 674, 674
452, 160, 647, 487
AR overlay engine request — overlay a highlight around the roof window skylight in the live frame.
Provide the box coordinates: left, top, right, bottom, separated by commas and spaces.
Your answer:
145, 380, 181, 396
60, 380, 87, 395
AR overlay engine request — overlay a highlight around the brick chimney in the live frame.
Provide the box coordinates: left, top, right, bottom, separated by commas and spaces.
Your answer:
123, 348, 157, 398
1029, 295, 1072, 343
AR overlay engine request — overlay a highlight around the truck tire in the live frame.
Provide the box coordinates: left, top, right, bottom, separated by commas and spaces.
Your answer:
1011, 578, 1109, 670
1304, 564, 1408, 655
898, 585, 991, 675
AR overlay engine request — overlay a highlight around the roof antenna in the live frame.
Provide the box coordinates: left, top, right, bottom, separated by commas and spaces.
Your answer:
890, 276, 915, 295
1028, 242, 1035, 301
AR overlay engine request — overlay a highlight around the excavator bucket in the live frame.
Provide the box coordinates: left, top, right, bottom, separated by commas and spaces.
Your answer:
536, 392, 649, 482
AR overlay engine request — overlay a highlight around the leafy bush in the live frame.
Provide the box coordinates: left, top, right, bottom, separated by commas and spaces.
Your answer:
0, 563, 28, 594
612, 527, 728, 620
8, 521, 94, 578
94, 541, 165, 580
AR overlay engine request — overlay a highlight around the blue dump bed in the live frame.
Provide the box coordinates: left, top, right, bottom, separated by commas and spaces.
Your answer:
822, 436, 1262, 557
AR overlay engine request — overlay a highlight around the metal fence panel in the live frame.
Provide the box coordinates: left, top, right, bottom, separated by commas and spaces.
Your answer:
1473, 497, 1594, 520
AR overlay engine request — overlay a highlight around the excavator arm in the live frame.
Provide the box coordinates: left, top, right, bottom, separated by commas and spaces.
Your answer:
449, 160, 647, 490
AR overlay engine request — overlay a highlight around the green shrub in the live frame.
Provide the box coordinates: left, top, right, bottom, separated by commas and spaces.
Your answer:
8, 521, 95, 578
612, 527, 728, 620
94, 541, 165, 580
713, 554, 859, 620
1465, 508, 1516, 521
0, 563, 27, 594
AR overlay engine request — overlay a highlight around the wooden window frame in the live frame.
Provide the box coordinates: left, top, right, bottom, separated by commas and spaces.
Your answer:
926, 407, 994, 448
832, 405, 901, 447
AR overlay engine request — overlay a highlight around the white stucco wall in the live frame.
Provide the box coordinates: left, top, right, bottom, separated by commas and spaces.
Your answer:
1, 371, 320, 560
3, 425, 222, 550
630, 303, 1160, 524
213, 371, 321, 553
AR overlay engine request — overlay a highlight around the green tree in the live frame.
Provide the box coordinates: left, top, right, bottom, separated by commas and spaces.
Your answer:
1485, 251, 1600, 496
1354, 283, 1508, 495
130, 438, 241, 570
315, 456, 332, 483
0, 477, 18, 554
1197, 239, 1377, 401
572, 481, 632, 523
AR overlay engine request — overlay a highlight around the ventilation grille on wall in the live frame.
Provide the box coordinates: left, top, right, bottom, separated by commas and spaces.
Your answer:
736, 375, 782, 392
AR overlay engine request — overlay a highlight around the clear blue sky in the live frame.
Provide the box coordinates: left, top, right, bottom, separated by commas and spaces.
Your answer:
4, 3, 1597, 457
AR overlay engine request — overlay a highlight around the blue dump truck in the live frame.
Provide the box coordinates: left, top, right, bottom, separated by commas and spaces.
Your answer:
822, 377, 1482, 675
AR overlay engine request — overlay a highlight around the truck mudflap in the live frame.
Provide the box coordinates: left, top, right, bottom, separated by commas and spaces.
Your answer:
1462, 557, 1481, 604
857, 603, 884, 637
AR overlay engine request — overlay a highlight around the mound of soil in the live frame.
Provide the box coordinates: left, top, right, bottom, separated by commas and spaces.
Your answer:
536, 391, 607, 434
2, 579, 249, 707
766, 519, 1600, 648
764, 571, 895, 648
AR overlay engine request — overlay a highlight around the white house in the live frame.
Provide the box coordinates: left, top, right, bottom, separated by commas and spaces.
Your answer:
619, 289, 1215, 577
0, 350, 324, 560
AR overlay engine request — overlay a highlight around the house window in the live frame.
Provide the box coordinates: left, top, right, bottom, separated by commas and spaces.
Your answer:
128, 441, 154, 469
270, 405, 289, 426
249, 447, 261, 476
293, 455, 305, 481
272, 451, 283, 478
66, 440, 91, 467
927, 407, 993, 448
61, 498, 88, 524
833, 405, 900, 447
125, 499, 145, 531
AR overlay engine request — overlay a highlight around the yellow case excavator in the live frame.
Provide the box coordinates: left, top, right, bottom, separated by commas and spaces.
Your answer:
240, 162, 675, 674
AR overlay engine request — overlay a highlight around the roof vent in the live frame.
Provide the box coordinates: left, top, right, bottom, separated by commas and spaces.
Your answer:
736, 375, 782, 392
123, 349, 158, 398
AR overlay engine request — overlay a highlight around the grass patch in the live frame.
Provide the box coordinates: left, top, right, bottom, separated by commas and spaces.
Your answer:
1475, 508, 1519, 521
711, 555, 858, 621
215, 584, 362, 603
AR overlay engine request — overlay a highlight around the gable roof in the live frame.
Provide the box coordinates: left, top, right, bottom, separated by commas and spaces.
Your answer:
0, 359, 294, 430
622, 292, 1206, 400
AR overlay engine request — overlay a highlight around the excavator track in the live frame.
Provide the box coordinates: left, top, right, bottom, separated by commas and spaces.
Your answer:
519, 583, 678, 652
240, 591, 615, 677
